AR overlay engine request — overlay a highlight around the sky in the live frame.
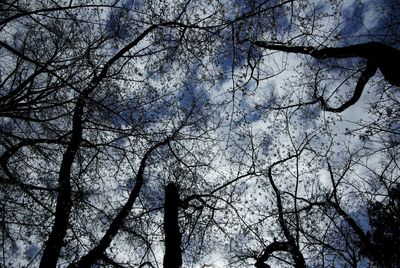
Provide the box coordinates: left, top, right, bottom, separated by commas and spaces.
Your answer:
0, 0, 399, 267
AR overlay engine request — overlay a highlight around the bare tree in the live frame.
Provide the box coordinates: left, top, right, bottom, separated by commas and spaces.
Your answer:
1, 1, 399, 267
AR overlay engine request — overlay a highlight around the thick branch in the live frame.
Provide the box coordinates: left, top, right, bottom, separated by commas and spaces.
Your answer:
327, 163, 376, 258
264, 153, 307, 268
318, 60, 378, 112
39, 92, 85, 268
38, 24, 164, 267
69, 139, 171, 268
255, 241, 291, 268
253, 41, 400, 86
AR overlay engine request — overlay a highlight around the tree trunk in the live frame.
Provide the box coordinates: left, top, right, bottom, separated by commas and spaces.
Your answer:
163, 182, 182, 268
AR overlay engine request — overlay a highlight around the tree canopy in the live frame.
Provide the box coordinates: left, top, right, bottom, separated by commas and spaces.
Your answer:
1, 0, 399, 267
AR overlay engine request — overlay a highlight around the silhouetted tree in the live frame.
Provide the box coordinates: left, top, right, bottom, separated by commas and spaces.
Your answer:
366, 183, 400, 267
1, 1, 399, 267
163, 182, 182, 268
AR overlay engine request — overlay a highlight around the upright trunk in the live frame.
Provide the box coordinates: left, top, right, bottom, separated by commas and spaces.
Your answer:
39, 95, 85, 268
163, 182, 182, 268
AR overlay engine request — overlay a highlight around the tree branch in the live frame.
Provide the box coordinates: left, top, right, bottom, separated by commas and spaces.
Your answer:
253, 41, 400, 86
318, 60, 378, 112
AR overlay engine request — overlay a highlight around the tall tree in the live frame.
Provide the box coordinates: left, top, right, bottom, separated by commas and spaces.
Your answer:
163, 182, 182, 268
1, 0, 399, 267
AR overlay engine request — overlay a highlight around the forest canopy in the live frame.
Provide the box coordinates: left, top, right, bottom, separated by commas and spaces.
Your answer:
0, 0, 399, 267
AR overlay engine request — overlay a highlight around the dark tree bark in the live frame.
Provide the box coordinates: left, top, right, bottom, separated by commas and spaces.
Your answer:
163, 182, 182, 268
317, 60, 377, 112
253, 41, 400, 113
255, 154, 307, 268
36, 24, 164, 268
39, 95, 85, 268
255, 241, 292, 268
68, 139, 171, 268
253, 42, 400, 86
326, 163, 377, 263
